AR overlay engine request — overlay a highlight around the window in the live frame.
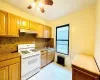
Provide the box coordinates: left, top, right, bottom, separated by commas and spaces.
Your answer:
56, 24, 69, 55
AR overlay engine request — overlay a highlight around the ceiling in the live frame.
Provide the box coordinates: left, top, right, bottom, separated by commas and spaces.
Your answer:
3, 0, 96, 20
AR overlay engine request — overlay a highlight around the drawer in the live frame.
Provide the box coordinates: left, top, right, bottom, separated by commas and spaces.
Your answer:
0, 57, 20, 68
41, 51, 47, 55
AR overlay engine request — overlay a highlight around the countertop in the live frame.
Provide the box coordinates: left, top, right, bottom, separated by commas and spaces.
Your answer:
0, 48, 55, 62
72, 54, 100, 75
37, 48, 56, 52
0, 52, 21, 62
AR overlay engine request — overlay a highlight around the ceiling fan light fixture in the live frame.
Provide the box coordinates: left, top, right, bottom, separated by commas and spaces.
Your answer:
27, 0, 53, 13
38, 1, 43, 7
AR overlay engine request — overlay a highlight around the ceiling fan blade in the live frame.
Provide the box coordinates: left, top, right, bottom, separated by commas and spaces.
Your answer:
40, 7, 45, 13
34, 0, 37, 2
27, 5, 32, 9
43, 0, 53, 6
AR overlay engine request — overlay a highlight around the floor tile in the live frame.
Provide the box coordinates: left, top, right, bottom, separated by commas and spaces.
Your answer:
28, 62, 72, 80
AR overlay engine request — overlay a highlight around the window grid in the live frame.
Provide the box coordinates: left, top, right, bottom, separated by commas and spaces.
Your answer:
56, 24, 69, 55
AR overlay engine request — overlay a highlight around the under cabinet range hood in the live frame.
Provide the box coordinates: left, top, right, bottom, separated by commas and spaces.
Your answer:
20, 29, 37, 34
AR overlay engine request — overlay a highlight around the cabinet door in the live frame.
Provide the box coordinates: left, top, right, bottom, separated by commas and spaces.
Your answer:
0, 10, 7, 36
8, 13, 19, 37
48, 26, 52, 38
9, 63, 20, 80
51, 52, 55, 61
0, 67, 8, 80
29, 21, 37, 31
41, 54, 47, 68
47, 52, 52, 64
43, 26, 51, 38
20, 18, 29, 30
37, 24, 44, 38
43, 26, 49, 38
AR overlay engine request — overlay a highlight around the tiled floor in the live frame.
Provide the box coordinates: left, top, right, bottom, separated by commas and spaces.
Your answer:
28, 62, 72, 80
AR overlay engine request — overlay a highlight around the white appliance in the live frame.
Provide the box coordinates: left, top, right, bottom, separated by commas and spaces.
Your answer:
18, 44, 41, 80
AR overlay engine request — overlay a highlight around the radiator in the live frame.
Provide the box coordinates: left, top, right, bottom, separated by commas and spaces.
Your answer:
57, 55, 65, 66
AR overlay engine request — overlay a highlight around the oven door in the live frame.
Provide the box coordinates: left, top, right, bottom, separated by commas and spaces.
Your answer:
21, 54, 40, 76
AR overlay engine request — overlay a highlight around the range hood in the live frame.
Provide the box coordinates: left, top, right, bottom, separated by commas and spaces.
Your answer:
20, 29, 37, 34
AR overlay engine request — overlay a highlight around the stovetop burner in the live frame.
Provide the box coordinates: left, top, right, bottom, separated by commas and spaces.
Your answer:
21, 50, 30, 54
30, 49, 38, 52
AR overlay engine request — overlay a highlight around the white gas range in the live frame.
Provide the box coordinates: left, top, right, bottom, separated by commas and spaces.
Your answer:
18, 44, 41, 80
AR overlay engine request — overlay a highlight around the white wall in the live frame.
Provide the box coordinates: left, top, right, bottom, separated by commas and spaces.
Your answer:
94, 0, 100, 70
48, 5, 96, 68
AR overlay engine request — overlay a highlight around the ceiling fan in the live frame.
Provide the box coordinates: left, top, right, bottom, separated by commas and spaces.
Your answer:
27, 0, 53, 13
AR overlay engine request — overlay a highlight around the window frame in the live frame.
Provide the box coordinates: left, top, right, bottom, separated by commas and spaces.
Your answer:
56, 24, 70, 55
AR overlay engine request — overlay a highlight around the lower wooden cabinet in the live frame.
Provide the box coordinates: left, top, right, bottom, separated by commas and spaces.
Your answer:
9, 63, 20, 80
0, 67, 8, 80
41, 53, 47, 68
47, 52, 55, 64
0, 57, 21, 80
72, 65, 100, 80
41, 50, 55, 68
47, 52, 52, 64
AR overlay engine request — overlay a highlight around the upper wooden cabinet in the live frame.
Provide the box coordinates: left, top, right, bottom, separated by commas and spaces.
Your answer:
8, 13, 19, 37
29, 21, 37, 31
0, 10, 7, 36
48, 26, 52, 38
43, 26, 51, 38
37, 24, 44, 38
20, 18, 29, 30
0, 10, 52, 38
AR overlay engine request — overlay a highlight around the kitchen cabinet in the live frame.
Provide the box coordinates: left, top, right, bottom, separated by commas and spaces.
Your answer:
29, 21, 37, 32
41, 51, 47, 68
8, 13, 19, 37
0, 10, 52, 37
41, 50, 55, 68
20, 18, 29, 30
48, 26, 52, 38
9, 63, 20, 80
37, 24, 44, 38
43, 26, 51, 38
72, 65, 100, 80
0, 57, 21, 80
47, 52, 52, 64
47, 51, 55, 64
0, 10, 8, 36
0, 67, 8, 80
51, 52, 55, 61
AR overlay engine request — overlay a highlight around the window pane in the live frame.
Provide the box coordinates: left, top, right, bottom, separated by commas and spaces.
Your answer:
57, 26, 69, 40
57, 41, 68, 45
57, 41, 68, 54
